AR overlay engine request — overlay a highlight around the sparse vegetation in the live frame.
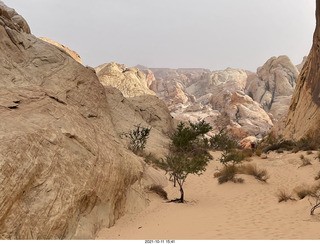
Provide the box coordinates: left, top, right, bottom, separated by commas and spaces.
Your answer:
149, 185, 168, 200
209, 129, 238, 151
255, 148, 262, 157
143, 152, 159, 165
315, 171, 320, 181
277, 189, 295, 203
293, 183, 320, 215
299, 155, 312, 168
259, 131, 320, 154
307, 150, 313, 155
124, 124, 151, 154
156, 120, 212, 203
238, 163, 269, 182
214, 164, 244, 184
294, 185, 313, 200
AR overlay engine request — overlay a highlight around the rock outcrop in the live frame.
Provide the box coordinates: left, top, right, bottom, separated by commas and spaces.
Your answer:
95, 62, 156, 98
0, 1, 171, 239
245, 55, 299, 120
39, 37, 82, 64
284, 0, 320, 140
146, 67, 273, 139
145, 55, 302, 139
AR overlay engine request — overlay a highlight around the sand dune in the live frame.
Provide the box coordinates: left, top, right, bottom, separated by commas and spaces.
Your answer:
97, 151, 320, 240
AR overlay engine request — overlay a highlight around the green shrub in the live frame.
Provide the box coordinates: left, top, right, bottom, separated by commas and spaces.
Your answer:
209, 129, 238, 151
124, 124, 151, 154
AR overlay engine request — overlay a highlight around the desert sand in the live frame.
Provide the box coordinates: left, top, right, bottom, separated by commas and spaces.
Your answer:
97, 150, 320, 240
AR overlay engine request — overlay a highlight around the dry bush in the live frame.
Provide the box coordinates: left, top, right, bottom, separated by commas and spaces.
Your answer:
149, 185, 168, 200
215, 164, 244, 184
239, 149, 253, 159
299, 156, 312, 168
277, 189, 295, 203
255, 148, 262, 157
294, 185, 314, 199
307, 150, 313, 155
238, 163, 269, 182
293, 183, 320, 215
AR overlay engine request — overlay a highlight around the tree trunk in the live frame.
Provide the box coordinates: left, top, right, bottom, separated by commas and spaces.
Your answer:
179, 184, 184, 203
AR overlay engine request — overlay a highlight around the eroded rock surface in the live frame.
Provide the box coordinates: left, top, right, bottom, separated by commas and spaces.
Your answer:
284, 0, 320, 140
0, 1, 171, 239
39, 37, 82, 64
95, 62, 156, 98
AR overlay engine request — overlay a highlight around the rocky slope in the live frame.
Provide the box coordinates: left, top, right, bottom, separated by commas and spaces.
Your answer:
0, 1, 172, 239
284, 0, 320, 140
39, 37, 82, 64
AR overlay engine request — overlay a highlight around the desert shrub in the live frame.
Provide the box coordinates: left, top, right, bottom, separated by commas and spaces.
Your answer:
215, 164, 244, 184
255, 148, 262, 157
277, 189, 295, 203
299, 156, 312, 168
307, 150, 313, 155
238, 148, 254, 159
262, 140, 296, 153
124, 124, 151, 154
309, 183, 320, 215
209, 129, 238, 151
238, 163, 269, 182
294, 183, 320, 214
149, 185, 168, 200
294, 185, 313, 199
296, 136, 319, 151
219, 150, 245, 166
143, 152, 158, 165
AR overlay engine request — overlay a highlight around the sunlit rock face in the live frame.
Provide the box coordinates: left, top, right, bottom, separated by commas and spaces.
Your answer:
95, 62, 156, 98
284, 0, 320, 140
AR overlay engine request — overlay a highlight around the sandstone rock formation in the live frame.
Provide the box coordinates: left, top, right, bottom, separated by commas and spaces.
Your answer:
245, 55, 299, 119
0, 1, 171, 239
95, 62, 156, 98
39, 37, 82, 64
284, 0, 320, 140
146, 67, 273, 139
144, 55, 302, 139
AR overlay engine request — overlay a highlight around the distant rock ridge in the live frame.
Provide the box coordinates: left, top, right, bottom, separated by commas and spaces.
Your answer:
135, 56, 302, 139
95, 62, 156, 97
284, 0, 320, 140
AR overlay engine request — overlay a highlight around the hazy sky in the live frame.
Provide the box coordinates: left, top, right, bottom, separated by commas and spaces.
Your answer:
8, 0, 316, 71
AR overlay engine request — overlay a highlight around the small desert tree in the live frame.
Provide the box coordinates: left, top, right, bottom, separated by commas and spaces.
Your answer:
156, 120, 212, 203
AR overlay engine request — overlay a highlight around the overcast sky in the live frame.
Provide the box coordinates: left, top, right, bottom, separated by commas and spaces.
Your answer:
8, 0, 316, 71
